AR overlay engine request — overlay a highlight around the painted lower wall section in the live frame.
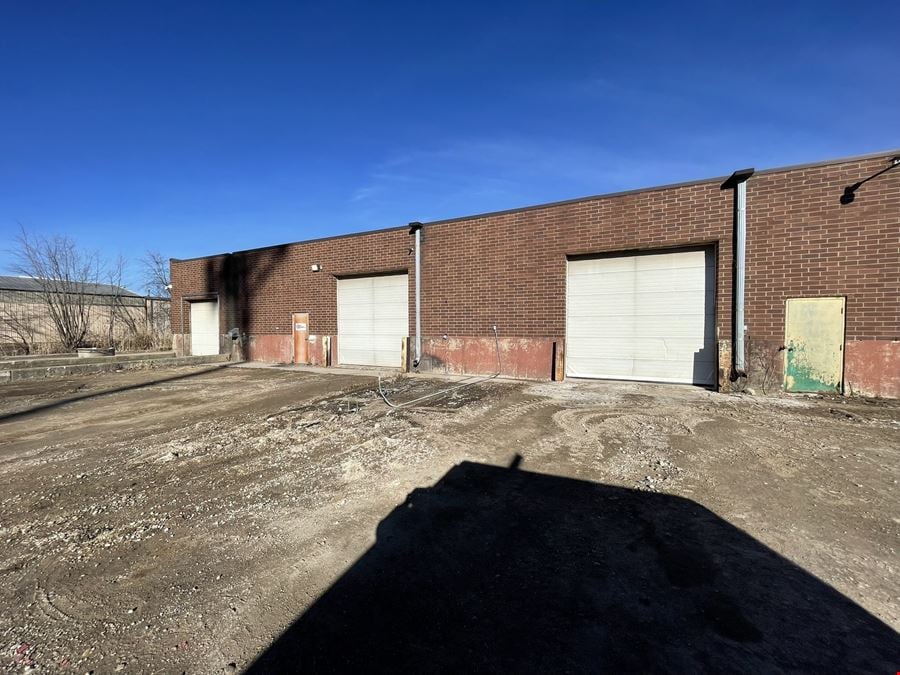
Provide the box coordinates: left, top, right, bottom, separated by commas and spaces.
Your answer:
414, 336, 559, 381
171, 333, 898, 398
245, 334, 292, 363
845, 340, 900, 399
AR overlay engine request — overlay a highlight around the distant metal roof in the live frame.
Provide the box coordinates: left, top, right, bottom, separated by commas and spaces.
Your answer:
0, 275, 142, 297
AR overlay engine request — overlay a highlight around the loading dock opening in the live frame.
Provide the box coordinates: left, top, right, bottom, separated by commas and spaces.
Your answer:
189, 300, 220, 356
336, 274, 408, 367
565, 247, 716, 385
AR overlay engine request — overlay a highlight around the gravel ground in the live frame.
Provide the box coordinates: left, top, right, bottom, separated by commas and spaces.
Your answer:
0, 365, 897, 672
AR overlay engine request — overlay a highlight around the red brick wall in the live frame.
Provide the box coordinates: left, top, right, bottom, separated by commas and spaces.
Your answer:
171, 151, 899, 394
419, 181, 732, 339
745, 156, 899, 344
170, 228, 411, 337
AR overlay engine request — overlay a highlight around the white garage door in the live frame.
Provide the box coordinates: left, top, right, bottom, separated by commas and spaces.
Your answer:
566, 249, 716, 385
337, 274, 408, 367
190, 300, 220, 356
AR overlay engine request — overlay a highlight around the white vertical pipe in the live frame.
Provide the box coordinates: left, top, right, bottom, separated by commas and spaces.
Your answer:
735, 180, 747, 373
414, 225, 422, 366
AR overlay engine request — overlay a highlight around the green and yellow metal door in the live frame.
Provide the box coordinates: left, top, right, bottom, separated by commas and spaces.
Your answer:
783, 297, 845, 393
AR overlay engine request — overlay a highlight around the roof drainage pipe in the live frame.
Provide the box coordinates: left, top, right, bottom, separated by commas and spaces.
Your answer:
721, 168, 755, 376
409, 221, 423, 368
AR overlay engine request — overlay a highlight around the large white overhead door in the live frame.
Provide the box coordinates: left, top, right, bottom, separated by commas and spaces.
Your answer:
337, 274, 408, 367
566, 249, 716, 385
190, 300, 220, 356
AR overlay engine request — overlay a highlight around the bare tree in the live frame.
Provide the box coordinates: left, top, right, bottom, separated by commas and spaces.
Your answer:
106, 254, 140, 346
141, 251, 171, 298
0, 302, 39, 354
138, 250, 172, 349
12, 228, 103, 350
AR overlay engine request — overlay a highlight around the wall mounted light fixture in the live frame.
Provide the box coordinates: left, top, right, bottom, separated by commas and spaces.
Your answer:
840, 156, 900, 205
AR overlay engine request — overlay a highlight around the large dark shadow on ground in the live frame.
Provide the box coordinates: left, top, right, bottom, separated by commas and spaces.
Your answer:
248, 458, 898, 673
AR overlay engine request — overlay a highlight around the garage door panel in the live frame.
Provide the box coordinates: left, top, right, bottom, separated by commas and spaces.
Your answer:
190, 301, 219, 356
337, 334, 372, 350
568, 319, 712, 340
340, 319, 408, 338
338, 318, 378, 335
372, 276, 408, 292
568, 356, 716, 383
337, 274, 408, 367
370, 334, 405, 351
568, 253, 707, 276
568, 301, 712, 318
372, 304, 408, 319
370, 350, 403, 367
339, 348, 375, 366
569, 278, 711, 299
336, 283, 372, 298
569, 336, 715, 356
566, 249, 715, 385
371, 317, 407, 334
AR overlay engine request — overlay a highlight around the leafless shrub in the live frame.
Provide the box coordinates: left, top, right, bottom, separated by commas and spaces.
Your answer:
12, 228, 103, 351
5, 230, 173, 354
31, 340, 66, 355
747, 338, 782, 394
0, 302, 40, 354
119, 331, 158, 352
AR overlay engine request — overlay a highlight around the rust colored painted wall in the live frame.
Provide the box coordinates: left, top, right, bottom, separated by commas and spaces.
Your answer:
171, 151, 900, 396
245, 334, 293, 364
416, 336, 556, 380
306, 336, 333, 367
845, 340, 900, 399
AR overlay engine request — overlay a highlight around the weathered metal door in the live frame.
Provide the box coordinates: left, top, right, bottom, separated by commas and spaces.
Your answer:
784, 297, 845, 393
292, 312, 309, 365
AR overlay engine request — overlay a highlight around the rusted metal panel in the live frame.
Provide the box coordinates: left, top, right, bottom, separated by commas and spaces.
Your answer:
783, 297, 845, 393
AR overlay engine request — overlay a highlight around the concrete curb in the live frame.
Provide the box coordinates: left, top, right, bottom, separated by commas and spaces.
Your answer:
0, 354, 230, 384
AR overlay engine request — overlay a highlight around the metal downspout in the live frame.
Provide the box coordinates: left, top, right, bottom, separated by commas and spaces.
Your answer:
735, 180, 747, 373
721, 168, 754, 377
409, 222, 423, 368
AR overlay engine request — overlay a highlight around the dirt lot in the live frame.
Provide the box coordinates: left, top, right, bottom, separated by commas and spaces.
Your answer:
1, 364, 898, 672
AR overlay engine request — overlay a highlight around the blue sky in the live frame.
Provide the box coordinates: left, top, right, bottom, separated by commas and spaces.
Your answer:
1, 1, 898, 290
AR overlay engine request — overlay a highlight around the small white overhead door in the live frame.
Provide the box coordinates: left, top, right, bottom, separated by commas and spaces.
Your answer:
566, 248, 716, 385
190, 300, 220, 356
337, 274, 408, 367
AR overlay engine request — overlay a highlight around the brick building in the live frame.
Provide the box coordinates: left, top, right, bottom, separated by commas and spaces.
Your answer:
170, 149, 900, 398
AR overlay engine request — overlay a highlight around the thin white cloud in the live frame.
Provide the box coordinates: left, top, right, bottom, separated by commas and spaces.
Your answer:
344, 136, 713, 226
349, 185, 381, 202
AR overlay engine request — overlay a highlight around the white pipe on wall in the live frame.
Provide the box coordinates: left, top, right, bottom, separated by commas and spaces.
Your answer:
735, 179, 747, 373
721, 167, 754, 377
410, 222, 423, 367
